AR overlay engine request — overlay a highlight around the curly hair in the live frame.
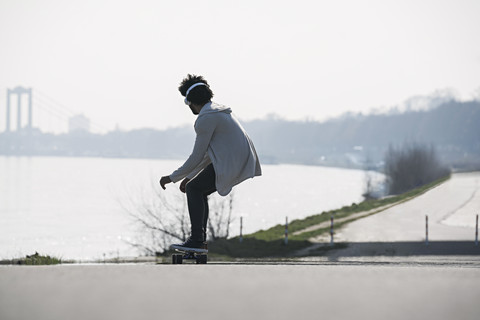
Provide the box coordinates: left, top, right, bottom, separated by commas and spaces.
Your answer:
178, 74, 214, 105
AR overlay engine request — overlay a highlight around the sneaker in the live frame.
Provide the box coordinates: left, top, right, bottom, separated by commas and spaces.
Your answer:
170, 238, 208, 253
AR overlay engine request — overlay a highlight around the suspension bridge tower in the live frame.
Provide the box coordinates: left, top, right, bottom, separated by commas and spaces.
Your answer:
5, 86, 33, 132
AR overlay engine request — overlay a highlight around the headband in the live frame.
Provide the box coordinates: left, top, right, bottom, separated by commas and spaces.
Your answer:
186, 82, 207, 98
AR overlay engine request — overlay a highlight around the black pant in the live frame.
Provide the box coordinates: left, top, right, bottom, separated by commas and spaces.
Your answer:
185, 164, 217, 241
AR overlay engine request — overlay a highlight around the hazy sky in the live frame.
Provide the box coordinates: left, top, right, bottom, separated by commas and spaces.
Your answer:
1, 0, 479, 133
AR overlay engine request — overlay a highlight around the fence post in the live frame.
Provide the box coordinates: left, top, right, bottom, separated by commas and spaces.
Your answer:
475, 214, 478, 246
239, 216, 243, 243
425, 215, 429, 246
284, 216, 288, 245
330, 214, 334, 246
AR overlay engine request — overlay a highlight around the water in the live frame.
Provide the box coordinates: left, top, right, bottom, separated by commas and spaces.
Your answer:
0, 156, 383, 260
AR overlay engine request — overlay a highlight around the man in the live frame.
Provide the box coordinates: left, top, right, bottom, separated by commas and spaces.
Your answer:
159, 74, 262, 253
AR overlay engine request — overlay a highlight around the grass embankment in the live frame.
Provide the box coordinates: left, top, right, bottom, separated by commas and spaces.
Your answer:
208, 175, 450, 259
0, 252, 64, 265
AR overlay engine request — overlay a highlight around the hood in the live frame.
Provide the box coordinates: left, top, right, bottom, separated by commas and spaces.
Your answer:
199, 102, 232, 115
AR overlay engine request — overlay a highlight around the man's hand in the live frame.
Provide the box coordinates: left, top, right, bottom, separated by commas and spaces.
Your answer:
159, 176, 172, 190
179, 178, 190, 193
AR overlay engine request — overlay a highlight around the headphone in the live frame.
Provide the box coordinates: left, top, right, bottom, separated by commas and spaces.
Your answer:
184, 82, 207, 106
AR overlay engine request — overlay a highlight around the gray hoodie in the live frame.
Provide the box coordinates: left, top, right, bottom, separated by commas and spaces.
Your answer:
169, 102, 262, 196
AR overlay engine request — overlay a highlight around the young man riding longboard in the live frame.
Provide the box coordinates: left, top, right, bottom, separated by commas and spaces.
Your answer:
159, 74, 262, 253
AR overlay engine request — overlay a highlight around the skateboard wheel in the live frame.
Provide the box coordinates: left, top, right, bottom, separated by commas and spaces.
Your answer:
196, 254, 207, 264
172, 254, 183, 264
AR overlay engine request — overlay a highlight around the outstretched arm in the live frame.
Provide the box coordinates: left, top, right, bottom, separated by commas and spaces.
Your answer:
169, 116, 215, 183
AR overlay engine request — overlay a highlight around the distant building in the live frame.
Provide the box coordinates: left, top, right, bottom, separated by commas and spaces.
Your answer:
68, 114, 90, 133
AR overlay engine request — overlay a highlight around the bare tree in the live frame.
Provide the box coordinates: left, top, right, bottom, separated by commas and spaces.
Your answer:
119, 181, 235, 255
363, 171, 375, 200
362, 154, 378, 199
384, 142, 450, 195
208, 192, 234, 240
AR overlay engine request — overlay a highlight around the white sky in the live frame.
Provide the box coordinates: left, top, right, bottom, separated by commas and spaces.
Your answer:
0, 0, 479, 133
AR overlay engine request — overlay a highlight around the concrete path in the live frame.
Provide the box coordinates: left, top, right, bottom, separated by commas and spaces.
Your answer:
295, 172, 480, 257
335, 172, 480, 242
1, 262, 480, 320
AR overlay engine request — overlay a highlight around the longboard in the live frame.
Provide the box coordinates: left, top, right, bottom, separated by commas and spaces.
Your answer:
172, 249, 208, 264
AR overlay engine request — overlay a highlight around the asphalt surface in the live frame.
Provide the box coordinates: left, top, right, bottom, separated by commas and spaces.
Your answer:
1, 261, 480, 320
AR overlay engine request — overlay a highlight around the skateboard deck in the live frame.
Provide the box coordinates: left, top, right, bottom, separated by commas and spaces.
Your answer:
172, 249, 208, 264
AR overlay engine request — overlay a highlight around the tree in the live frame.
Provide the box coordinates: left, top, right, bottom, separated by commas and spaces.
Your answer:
120, 181, 235, 255
362, 154, 379, 199
384, 143, 450, 195
208, 193, 234, 240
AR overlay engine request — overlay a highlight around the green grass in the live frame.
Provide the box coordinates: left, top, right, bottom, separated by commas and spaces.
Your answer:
207, 174, 450, 258
0, 252, 64, 265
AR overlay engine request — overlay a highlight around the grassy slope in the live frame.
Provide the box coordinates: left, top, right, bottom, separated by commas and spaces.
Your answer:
0, 252, 64, 265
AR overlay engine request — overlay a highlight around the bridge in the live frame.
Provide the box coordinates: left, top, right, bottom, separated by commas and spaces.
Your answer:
2, 86, 105, 134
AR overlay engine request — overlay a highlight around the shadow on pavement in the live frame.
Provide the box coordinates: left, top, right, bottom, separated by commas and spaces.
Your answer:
327, 241, 480, 258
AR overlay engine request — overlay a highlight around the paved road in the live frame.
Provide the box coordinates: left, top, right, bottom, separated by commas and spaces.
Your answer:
336, 172, 480, 242
1, 262, 480, 320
